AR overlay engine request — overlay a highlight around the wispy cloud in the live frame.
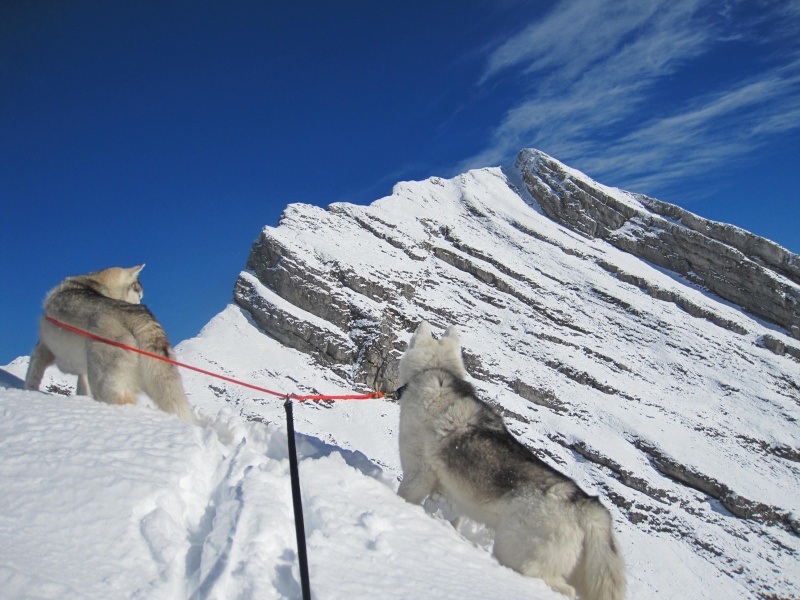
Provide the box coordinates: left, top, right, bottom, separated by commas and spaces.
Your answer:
581, 58, 800, 190
481, 0, 704, 85
461, 0, 800, 195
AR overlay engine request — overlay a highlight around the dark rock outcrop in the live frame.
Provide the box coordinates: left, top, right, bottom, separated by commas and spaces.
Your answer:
237, 223, 405, 391
516, 149, 800, 340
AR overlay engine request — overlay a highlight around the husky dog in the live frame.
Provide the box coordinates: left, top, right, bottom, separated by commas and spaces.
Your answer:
25, 265, 193, 421
397, 322, 626, 600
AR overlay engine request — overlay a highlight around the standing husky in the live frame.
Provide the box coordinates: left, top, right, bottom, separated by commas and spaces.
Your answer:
25, 265, 193, 421
397, 322, 626, 600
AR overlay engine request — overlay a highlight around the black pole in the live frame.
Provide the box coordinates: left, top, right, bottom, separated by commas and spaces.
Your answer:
284, 397, 312, 600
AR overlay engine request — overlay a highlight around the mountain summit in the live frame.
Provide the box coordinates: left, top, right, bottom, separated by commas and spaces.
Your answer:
230, 148, 799, 598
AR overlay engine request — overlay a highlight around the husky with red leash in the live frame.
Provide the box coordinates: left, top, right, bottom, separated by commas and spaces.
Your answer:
25, 265, 193, 421
396, 321, 626, 600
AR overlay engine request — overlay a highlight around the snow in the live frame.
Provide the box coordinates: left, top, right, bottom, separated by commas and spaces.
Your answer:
2, 156, 799, 599
3, 302, 793, 599
0, 365, 559, 600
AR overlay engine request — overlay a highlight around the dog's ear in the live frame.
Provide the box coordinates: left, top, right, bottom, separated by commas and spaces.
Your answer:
441, 325, 466, 375
409, 321, 433, 348
442, 325, 460, 345
127, 264, 145, 280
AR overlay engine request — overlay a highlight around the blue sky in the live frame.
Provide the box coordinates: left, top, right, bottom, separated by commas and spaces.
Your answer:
2, 0, 798, 364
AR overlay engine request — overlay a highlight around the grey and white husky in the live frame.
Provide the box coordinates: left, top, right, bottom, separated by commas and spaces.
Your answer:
397, 322, 626, 600
25, 265, 193, 421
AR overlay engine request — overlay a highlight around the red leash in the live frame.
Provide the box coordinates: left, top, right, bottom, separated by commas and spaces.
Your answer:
45, 316, 384, 402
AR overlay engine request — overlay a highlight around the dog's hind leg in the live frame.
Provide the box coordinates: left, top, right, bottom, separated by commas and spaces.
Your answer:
24, 341, 55, 391
494, 496, 583, 599
87, 346, 140, 407
75, 374, 91, 396
495, 534, 579, 599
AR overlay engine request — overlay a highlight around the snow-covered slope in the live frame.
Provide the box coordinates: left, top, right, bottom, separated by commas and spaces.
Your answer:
0, 326, 563, 600
2, 149, 798, 599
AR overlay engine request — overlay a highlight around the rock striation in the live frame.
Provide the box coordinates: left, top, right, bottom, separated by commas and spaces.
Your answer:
516, 149, 800, 340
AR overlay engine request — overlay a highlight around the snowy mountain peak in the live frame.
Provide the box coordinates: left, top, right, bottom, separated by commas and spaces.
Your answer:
230, 148, 799, 597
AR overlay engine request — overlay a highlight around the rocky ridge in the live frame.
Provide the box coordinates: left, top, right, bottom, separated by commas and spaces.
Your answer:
231, 149, 799, 598
516, 149, 800, 341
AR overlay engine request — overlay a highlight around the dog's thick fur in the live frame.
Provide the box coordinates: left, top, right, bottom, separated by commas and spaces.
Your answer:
25, 265, 193, 421
397, 322, 626, 600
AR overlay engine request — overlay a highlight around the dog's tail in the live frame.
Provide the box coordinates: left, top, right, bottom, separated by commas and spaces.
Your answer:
129, 307, 194, 422
572, 499, 627, 600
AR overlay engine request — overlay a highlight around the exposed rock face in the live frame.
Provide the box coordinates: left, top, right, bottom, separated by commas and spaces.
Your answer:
516, 149, 800, 339
231, 149, 799, 599
239, 222, 407, 390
